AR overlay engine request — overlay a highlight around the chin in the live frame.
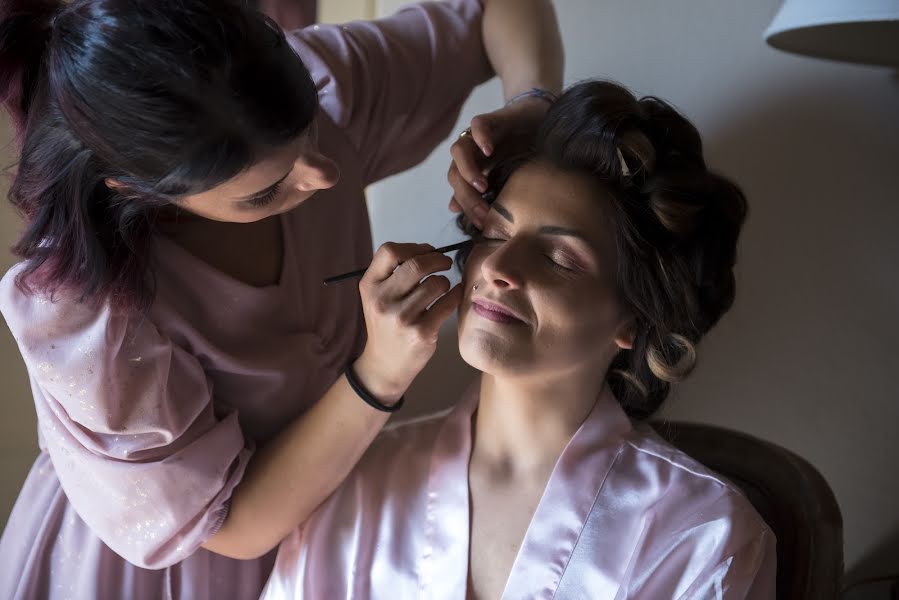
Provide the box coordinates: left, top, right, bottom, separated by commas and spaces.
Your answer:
458, 327, 531, 376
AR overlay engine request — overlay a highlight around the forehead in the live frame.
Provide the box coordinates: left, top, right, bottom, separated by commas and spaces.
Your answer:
495, 161, 614, 243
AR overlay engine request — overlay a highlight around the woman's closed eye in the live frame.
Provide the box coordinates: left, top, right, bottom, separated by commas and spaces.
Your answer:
478, 228, 508, 243
479, 230, 584, 271
545, 245, 589, 273
545, 253, 572, 270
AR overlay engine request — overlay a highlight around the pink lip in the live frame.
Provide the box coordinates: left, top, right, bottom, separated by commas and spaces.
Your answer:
471, 299, 526, 324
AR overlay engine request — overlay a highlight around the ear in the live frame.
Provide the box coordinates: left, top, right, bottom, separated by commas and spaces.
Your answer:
614, 317, 636, 351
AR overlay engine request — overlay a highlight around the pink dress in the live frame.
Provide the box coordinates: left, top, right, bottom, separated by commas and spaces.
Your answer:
262, 383, 777, 599
0, 2, 491, 598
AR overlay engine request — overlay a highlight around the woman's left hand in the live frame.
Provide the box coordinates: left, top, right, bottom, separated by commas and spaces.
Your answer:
447, 97, 551, 229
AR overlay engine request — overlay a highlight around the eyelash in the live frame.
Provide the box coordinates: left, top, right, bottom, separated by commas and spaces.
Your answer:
248, 182, 284, 208
478, 234, 575, 272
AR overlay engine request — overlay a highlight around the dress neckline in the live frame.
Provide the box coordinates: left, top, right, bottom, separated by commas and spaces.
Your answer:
154, 213, 293, 294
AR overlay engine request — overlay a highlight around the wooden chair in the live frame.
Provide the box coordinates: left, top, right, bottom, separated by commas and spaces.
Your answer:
651, 421, 843, 599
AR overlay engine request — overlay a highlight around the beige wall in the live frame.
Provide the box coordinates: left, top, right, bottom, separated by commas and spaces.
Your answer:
368, 0, 899, 583
0, 117, 38, 529
319, 0, 374, 23
2, 0, 897, 586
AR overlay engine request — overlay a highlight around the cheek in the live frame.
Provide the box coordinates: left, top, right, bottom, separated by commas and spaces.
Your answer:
466, 245, 490, 269
534, 284, 620, 350
461, 249, 488, 288
176, 197, 234, 222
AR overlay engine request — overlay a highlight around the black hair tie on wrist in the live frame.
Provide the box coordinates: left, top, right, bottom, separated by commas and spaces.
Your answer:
344, 363, 405, 413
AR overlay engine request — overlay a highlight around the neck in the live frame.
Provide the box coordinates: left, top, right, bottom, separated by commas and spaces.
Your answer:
471, 370, 605, 481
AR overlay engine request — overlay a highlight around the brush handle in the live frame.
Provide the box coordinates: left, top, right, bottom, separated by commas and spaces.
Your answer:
323, 240, 473, 286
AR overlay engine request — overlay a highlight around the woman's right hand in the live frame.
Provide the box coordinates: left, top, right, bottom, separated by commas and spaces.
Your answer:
353, 242, 462, 405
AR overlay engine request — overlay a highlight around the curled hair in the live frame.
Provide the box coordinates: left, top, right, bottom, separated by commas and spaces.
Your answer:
458, 81, 747, 419
1, 0, 318, 310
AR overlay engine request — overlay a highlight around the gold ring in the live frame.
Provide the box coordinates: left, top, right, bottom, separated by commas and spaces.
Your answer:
458, 127, 472, 140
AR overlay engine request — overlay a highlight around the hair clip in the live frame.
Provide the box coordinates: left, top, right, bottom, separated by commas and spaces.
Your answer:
616, 148, 631, 177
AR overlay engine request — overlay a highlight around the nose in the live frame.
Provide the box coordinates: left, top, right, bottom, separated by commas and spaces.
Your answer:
479, 238, 525, 290
296, 151, 340, 192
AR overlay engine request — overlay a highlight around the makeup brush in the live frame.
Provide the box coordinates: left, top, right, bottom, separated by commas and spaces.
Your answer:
323, 240, 473, 286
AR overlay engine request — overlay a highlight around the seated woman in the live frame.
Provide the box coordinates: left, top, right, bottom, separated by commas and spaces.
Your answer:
261, 81, 776, 599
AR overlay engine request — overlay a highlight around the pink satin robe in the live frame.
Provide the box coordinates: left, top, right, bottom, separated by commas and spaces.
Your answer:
263, 383, 777, 599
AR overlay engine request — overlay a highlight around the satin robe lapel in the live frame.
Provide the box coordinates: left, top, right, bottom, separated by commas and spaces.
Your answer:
417, 385, 479, 599
500, 387, 633, 600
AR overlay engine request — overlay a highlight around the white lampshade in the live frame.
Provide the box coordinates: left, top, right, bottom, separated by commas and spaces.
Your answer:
765, 0, 899, 66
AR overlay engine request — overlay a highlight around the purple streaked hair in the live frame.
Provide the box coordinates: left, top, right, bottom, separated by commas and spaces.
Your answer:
0, 0, 318, 310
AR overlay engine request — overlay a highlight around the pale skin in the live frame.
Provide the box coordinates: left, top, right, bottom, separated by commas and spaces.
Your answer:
456, 161, 635, 600
107, 0, 565, 561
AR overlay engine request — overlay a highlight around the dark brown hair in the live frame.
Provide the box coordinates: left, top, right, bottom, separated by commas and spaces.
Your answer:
0, 0, 318, 310
458, 80, 747, 419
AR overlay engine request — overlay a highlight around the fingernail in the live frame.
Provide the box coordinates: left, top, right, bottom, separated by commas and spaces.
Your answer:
472, 179, 487, 193
481, 144, 493, 156
474, 205, 488, 221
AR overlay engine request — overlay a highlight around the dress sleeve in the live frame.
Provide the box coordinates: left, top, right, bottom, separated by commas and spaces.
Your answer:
288, 0, 493, 185
0, 271, 252, 569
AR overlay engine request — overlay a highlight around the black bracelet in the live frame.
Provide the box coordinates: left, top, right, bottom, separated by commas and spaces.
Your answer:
344, 363, 405, 413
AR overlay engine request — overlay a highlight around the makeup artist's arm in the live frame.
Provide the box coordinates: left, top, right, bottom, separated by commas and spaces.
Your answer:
203, 243, 461, 560
448, 0, 564, 227
483, 0, 563, 105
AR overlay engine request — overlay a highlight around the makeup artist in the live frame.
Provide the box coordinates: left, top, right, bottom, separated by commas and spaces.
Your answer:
0, 0, 562, 598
